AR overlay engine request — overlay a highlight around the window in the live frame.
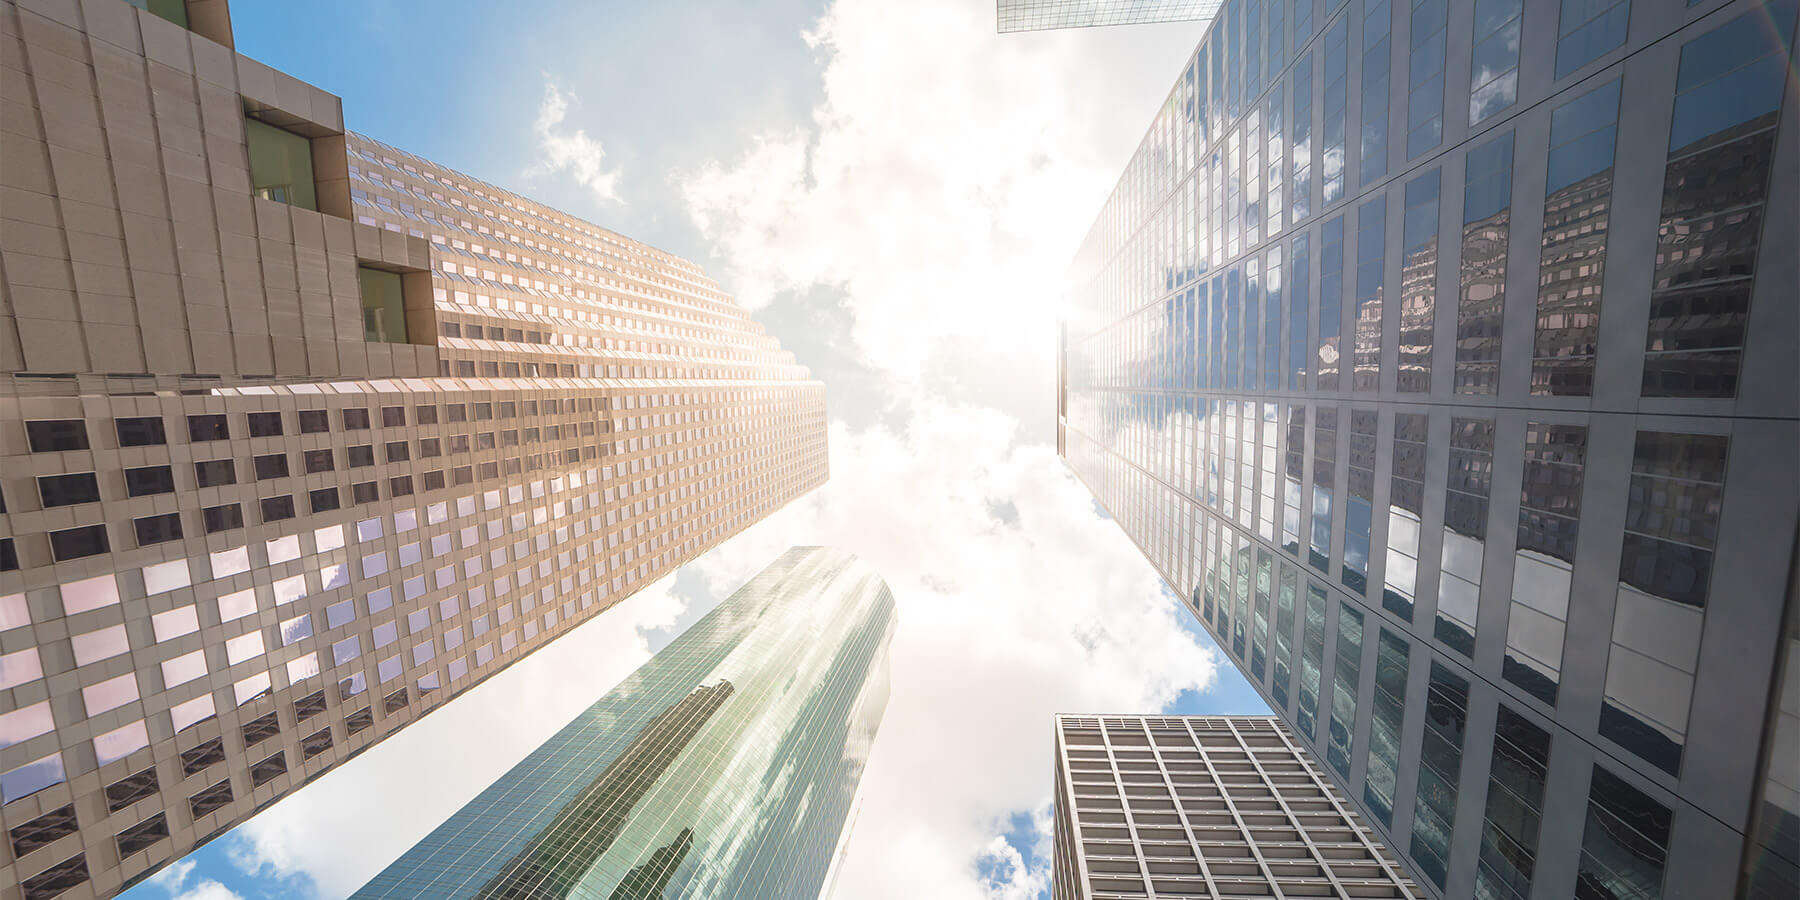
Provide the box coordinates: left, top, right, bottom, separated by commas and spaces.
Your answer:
1396, 172, 1440, 393
302, 726, 333, 758
415, 405, 438, 425
1290, 58, 1314, 223
2, 752, 65, 804
352, 481, 379, 504
10, 804, 78, 858
348, 445, 375, 467
1364, 629, 1411, 825
104, 768, 158, 813
304, 449, 334, 473
203, 503, 244, 533
114, 417, 165, 447
1555, 0, 1629, 77
1310, 408, 1337, 572
125, 465, 175, 497
1317, 216, 1344, 390
1410, 662, 1469, 888
246, 117, 317, 209
193, 459, 236, 487
359, 267, 408, 343
1322, 17, 1349, 202
247, 412, 283, 437
1408, 0, 1448, 157
390, 475, 414, 497
381, 406, 406, 427
1599, 432, 1728, 775
1343, 410, 1376, 594
187, 414, 228, 442
1438, 417, 1493, 656
1359, 0, 1392, 183
1507, 423, 1586, 706
50, 524, 109, 561
1470, 0, 1523, 124
1476, 706, 1552, 899
1457, 132, 1513, 394
1272, 565, 1298, 708
385, 441, 409, 463
1533, 79, 1621, 396
27, 420, 87, 452
38, 472, 100, 507
134, 513, 183, 546
188, 779, 233, 819
261, 495, 296, 523
242, 712, 280, 747
253, 453, 289, 480
298, 410, 329, 433
1576, 766, 1672, 899
1328, 602, 1364, 777
115, 812, 168, 857
20, 853, 87, 899
310, 487, 341, 514
1643, 5, 1795, 397
1384, 412, 1429, 617
1297, 583, 1327, 740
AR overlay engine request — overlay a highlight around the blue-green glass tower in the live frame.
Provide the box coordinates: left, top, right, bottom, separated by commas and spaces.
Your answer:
353, 546, 895, 899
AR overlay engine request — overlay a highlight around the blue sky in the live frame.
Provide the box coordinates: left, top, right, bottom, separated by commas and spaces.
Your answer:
125, 3, 1265, 898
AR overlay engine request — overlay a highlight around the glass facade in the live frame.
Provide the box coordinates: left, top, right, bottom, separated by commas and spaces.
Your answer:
1058, 0, 1799, 895
355, 547, 894, 899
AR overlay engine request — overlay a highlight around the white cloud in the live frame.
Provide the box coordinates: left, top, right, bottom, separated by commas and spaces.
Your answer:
530, 80, 623, 203
145, 858, 243, 900
173, 883, 246, 900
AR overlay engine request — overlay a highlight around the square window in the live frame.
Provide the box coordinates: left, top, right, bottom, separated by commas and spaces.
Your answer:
345, 708, 373, 734
309, 488, 340, 514
245, 116, 318, 209
104, 768, 158, 813
125, 466, 175, 497
202, 504, 244, 533
241, 712, 280, 747
27, 420, 88, 452
415, 405, 438, 425
304, 449, 334, 473
381, 406, 406, 427
423, 470, 446, 491
180, 738, 225, 776
352, 481, 379, 504
390, 476, 414, 497
134, 513, 183, 546
247, 412, 283, 437
301, 727, 333, 759
342, 408, 370, 430
260, 495, 296, 523
188, 779, 232, 819
418, 438, 441, 457
359, 267, 409, 343
446, 404, 467, 423
385, 441, 409, 462
298, 410, 330, 433
194, 459, 236, 488
348, 445, 375, 467
50, 525, 109, 561
38, 472, 100, 507
253, 454, 289, 479
294, 690, 328, 722
115, 417, 166, 447
187, 415, 229, 442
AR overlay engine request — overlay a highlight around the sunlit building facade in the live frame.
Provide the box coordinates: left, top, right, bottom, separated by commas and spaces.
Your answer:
1057, 0, 1799, 896
355, 546, 896, 900
0, 1, 826, 897
1051, 714, 1420, 899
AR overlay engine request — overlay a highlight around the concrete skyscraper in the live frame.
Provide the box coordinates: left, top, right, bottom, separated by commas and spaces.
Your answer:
1051, 714, 1420, 899
355, 546, 896, 900
0, 1, 826, 896
1058, 0, 1798, 897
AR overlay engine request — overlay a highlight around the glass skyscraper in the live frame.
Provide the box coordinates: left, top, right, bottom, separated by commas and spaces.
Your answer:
1058, 0, 1799, 896
997, 0, 1224, 32
354, 546, 896, 899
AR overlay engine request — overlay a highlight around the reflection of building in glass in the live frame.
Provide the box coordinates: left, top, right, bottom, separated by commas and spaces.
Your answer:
355, 547, 895, 899
1057, 1, 1799, 897
1050, 715, 1421, 899
0, 2, 825, 895
997, 0, 1222, 31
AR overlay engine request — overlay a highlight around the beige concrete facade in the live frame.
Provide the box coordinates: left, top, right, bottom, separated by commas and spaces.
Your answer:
0, 1, 828, 897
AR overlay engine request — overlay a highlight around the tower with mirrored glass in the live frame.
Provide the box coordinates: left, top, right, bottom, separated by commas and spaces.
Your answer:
1057, 0, 1800, 895
353, 546, 895, 900
0, 1, 827, 896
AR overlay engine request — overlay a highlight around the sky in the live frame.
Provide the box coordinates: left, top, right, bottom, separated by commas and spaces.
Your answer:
122, 2, 1269, 898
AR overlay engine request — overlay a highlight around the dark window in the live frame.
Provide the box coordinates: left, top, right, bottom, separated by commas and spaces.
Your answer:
452, 466, 473, 486
193, 459, 236, 487
351, 481, 379, 504
241, 712, 281, 747
381, 406, 405, 427
27, 420, 88, 452
345, 707, 374, 735
347, 445, 375, 467
309, 488, 340, 514
298, 410, 330, 433
115, 417, 166, 447
253, 453, 289, 480
114, 812, 169, 857
249, 752, 287, 787
1475, 705, 1552, 897
385, 441, 409, 463
21, 853, 88, 900
181, 738, 226, 776
247, 412, 283, 437
38, 473, 100, 507
125, 466, 175, 497
446, 403, 467, 423
187, 414, 229, 442
422, 470, 446, 491
104, 768, 159, 813
302, 726, 334, 758
1577, 765, 1672, 898
415, 405, 438, 425
440, 322, 461, 338
294, 690, 328, 722
449, 435, 471, 453
418, 438, 441, 458
203, 503, 244, 533
260, 495, 296, 523
342, 408, 370, 430
188, 779, 233, 819
389, 476, 413, 497
50, 524, 109, 561
479, 462, 498, 480
9, 804, 78, 858
304, 449, 334, 473
134, 513, 183, 546
474, 402, 492, 420
383, 687, 409, 714
1410, 662, 1470, 888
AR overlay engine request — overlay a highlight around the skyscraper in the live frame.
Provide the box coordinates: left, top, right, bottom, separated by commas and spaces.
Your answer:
354, 546, 896, 899
0, 1, 825, 896
1051, 714, 1420, 899
1058, 0, 1799, 896
997, 0, 1222, 32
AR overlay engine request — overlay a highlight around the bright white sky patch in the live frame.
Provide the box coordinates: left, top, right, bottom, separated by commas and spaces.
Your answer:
531, 80, 624, 203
